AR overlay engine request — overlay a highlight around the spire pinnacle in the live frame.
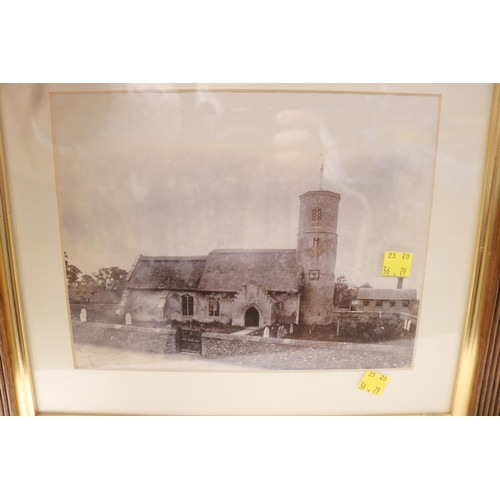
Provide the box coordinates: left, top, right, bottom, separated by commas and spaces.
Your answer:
319, 153, 324, 190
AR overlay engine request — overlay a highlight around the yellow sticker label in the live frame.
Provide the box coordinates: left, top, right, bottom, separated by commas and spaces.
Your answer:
381, 251, 413, 277
358, 370, 390, 396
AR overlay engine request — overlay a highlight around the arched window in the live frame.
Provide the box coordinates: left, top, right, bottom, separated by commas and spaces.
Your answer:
312, 207, 322, 222
209, 298, 220, 317
182, 295, 194, 316
313, 236, 320, 248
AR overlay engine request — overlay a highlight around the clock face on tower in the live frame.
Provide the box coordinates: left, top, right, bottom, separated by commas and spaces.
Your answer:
309, 270, 320, 280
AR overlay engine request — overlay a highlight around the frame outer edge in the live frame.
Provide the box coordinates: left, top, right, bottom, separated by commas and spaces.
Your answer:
0, 87, 37, 416
0, 84, 498, 416
451, 83, 500, 415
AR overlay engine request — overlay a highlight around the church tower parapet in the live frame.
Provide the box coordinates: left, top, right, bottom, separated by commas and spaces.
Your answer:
297, 190, 341, 324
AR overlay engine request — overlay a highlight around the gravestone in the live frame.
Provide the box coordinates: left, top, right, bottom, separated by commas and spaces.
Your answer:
125, 313, 132, 325
263, 326, 270, 338
80, 308, 87, 322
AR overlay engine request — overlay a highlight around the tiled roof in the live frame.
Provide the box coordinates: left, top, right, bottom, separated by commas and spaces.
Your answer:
126, 250, 300, 293
127, 256, 206, 290
197, 249, 299, 292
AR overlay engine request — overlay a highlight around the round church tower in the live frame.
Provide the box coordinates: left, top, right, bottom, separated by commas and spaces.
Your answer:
297, 190, 341, 325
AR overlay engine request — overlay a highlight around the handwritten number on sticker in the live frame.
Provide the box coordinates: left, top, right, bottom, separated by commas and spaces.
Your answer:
359, 370, 390, 396
381, 252, 414, 278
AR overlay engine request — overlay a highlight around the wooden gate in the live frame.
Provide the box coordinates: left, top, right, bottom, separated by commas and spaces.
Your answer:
177, 328, 203, 355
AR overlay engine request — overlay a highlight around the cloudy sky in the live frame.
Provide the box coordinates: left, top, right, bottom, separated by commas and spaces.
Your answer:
51, 89, 440, 291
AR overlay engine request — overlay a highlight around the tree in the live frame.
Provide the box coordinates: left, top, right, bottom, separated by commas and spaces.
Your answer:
333, 276, 372, 309
92, 266, 128, 291
333, 276, 358, 308
64, 252, 81, 286
80, 274, 97, 286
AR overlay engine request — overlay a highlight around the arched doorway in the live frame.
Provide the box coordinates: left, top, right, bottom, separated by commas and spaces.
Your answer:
245, 306, 260, 327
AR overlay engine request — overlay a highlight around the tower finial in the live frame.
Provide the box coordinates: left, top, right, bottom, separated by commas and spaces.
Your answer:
319, 153, 324, 190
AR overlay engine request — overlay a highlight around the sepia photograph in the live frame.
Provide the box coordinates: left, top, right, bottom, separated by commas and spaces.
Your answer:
50, 88, 440, 371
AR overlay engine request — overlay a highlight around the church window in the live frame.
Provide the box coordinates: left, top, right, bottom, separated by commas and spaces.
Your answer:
375, 300, 383, 307
402, 300, 410, 308
182, 295, 194, 316
209, 298, 220, 317
309, 270, 320, 280
363, 300, 370, 306
313, 237, 320, 248
312, 207, 322, 222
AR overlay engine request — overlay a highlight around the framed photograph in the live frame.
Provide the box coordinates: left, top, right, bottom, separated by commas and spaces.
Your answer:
0, 83, 498, 415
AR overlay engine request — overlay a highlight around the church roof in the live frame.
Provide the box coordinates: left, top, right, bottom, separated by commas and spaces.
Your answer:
300, 190, 341, 199
357, 288, 417, 301
127, 256, 207, 290
126, 250, 300, 293
198, 249, 299, 293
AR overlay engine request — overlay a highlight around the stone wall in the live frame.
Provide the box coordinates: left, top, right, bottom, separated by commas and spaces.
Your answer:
201, 331, 411, 362
71, 321, 177, 353
71, 322, 413, 369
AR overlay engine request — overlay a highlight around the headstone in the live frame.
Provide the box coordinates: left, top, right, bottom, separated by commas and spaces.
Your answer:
277, 326, 283, 338
80, 308, 87, 322
263, 326, 270, 338
125, 313, 132, 325
290, 323, 294, 334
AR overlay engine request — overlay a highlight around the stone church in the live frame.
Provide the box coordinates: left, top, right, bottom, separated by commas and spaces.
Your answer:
117, 190, 341, 328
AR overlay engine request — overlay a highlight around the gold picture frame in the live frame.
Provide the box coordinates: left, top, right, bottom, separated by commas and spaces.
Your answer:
0, 83, 498, 415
